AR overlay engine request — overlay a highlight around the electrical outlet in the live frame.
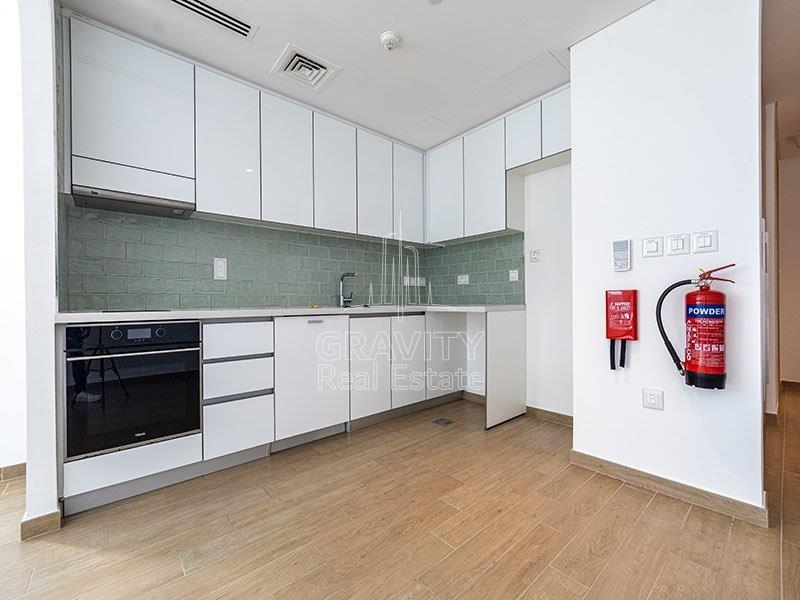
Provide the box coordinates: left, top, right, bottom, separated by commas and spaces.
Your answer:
213, 257, 227, 281
457, 274, 469, 285
641, 237, 664, 258
666, 233, 691, 255
509, 269, 519, 282
692, 230, 719, 253
530, 249, 542, 263
642, 388, 664, 411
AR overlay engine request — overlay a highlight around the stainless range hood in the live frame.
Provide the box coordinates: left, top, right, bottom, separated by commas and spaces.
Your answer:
71, 186, 195, 219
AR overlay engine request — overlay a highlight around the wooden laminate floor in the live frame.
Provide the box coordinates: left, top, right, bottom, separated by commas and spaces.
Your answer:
0, 396, 790, 599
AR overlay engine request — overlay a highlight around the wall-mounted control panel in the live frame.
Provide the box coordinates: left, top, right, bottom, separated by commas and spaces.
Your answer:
612, 239, 631, 272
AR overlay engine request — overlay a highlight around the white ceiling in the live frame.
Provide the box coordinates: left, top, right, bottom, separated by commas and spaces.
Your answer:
61, 0, 652, 150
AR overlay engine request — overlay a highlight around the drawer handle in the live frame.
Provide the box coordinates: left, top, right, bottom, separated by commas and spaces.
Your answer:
307, 319, 323, 324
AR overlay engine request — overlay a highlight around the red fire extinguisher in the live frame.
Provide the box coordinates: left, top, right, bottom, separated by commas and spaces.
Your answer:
656, 263, 734, 390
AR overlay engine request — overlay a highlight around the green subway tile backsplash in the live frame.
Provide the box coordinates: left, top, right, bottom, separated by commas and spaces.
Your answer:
422, 233, 525, 306
58, 201, 524, 312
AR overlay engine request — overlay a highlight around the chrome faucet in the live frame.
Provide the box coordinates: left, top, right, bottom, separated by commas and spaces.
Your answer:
339, 272, 358, 308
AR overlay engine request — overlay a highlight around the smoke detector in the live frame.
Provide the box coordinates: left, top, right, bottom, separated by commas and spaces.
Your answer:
380, 30, 402, 52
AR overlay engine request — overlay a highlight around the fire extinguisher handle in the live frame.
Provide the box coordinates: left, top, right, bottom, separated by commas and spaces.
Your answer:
656, 279, 694, 376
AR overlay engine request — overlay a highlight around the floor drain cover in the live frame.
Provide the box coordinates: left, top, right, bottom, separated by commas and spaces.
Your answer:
433, 417, 453, 427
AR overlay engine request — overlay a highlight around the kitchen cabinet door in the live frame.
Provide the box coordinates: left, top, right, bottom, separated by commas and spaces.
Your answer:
391, 315, 427, 408
505, 102, 542, 169
426, 139, 464, 243
261, 93, 314, 227
274, 316, 350, 440
357, 130, 393, 238
196, 68, 260, 219
314, 114, 357, 233
393, 144, 424, 244
464, 120, 506, 237
70, 19, 194, 178
350, 317, 391, 419
203, 395, 275, 460
542, 87, 571, 157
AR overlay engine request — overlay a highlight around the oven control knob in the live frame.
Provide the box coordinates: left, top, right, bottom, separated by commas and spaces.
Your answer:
110, 328, 123, 341
155, 327, 167, 338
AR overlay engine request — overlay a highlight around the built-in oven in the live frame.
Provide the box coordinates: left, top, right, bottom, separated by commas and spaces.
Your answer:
64, 321, 201, 460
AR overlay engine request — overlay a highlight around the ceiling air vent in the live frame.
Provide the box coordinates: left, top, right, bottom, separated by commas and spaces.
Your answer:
270, 43, 342, 92
170, 0, 255, 38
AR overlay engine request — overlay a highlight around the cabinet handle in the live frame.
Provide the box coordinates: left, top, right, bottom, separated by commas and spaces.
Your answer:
307, 319, 324, 324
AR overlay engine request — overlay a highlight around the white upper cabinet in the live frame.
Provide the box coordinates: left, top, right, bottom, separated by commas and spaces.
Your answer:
505, 102, 542, 169
542, 87, 571, 157
464, 120, 506, 237
393, 144, 424, 244
70, 20, 194, 179
356, 130, 393, 238
426, 139, 464, 243
195, 68, 260, 219
261, 94, 314, 227
313, 113, 357, 233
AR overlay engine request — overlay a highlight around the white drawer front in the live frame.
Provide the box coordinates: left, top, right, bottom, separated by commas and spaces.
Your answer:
203, 321, 274, 359
203, 357, 273, 400
63, 434, 202, 497
203, 395, 274, 460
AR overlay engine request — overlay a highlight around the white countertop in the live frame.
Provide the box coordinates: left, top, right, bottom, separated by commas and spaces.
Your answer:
55, 304, 525, 324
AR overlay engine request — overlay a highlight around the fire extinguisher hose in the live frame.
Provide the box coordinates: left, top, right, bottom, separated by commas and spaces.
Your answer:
656, 279, 694, 376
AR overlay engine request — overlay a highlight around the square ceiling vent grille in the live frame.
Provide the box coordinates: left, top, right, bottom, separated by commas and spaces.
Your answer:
270, 43, 341, 92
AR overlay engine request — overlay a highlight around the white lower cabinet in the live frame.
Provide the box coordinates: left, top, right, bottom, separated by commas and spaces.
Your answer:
63, 434, 202, 497
203, 357, 273, 400
350, 317, 391, 420
274, 316, 350, 440
390, 315, 427, 408
203, 395, 275, 460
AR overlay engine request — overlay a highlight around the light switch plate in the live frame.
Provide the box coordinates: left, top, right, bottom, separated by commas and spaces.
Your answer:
692, 230, 719, 253
509, 270, 519, 282
641, 236, 664, 258
457, 274, 469, 285
642, 388, 664, 411
213, 257, 228, 281
666, 233, 691, 255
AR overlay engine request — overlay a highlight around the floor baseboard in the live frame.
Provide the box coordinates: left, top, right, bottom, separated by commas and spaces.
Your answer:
570, 449, 769, 529
1, 463, 25, 481
526, 406, 573, 427
461, 391, 486, 405
20, 510, 61, 540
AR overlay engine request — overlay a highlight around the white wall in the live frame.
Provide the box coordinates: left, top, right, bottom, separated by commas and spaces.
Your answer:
0, 2, 26, 468
20, 0, 60, 521
780, 156, 800, 383
525, 164, 573, 415
571, 0, 763, 506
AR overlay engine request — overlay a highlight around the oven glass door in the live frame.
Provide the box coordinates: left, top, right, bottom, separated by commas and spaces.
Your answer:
65, 347, 201, 459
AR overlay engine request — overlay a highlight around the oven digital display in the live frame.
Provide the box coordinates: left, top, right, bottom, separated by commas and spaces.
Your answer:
127, 327, 152, 340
